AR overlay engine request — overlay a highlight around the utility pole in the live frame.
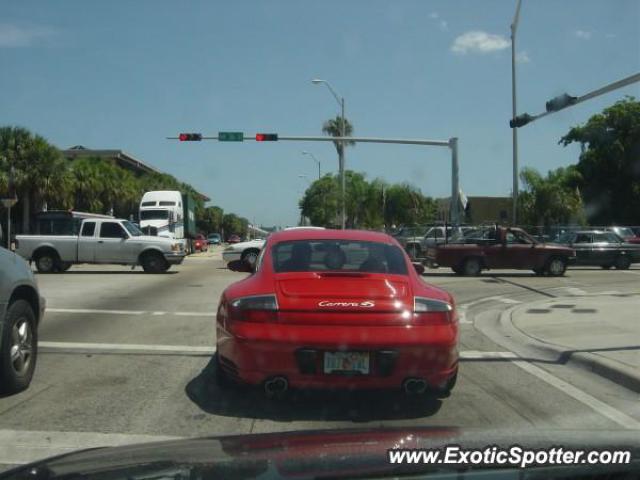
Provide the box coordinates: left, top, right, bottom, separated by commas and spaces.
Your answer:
511, 0, 523, 226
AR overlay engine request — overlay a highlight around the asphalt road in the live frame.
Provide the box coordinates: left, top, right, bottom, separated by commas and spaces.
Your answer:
1, 253, 639, 470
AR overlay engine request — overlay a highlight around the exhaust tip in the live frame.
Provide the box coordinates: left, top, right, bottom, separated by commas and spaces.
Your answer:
264, 376, 288, 398
403, 378, 427, 395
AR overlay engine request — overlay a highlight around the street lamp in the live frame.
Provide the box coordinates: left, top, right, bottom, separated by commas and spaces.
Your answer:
510, 0, 523, 226
312, 78, 346, 229
302, 151, 321, 180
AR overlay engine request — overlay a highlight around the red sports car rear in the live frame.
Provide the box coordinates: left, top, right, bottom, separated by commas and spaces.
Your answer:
216, 229, 459, 396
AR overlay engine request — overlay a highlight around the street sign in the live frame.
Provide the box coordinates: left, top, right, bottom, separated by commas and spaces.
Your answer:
218, 132, 244, 142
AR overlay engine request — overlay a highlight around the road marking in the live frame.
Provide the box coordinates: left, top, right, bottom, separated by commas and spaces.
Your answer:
508, 354, 640, 430
39, 341, 515, 362
459, 351, 517, 360
456, 296, 521, 324
563, 287, 588, 296
39, 341, 216, 356
0, 429, 180, 466
47, 308, 215, 317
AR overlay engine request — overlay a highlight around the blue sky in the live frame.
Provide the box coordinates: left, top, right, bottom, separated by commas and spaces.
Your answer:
1, 0, 639, 226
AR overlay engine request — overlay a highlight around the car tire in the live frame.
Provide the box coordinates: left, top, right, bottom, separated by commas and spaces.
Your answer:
214, 353, 232, 388
59, 262, 72, 272
462, 257, 482, 276
614, 255, 631, 270
241, 249, 260, 268
0, 299, 38, 395
545, 256, 567, 277
141, 252, 169, 273
35, 251, 58, 274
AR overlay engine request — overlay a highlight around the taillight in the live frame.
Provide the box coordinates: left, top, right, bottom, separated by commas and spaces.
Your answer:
228, 294, 279, 323
413, 297, 455, 324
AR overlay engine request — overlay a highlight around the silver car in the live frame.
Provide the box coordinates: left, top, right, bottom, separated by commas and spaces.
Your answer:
0, 245, 45, 394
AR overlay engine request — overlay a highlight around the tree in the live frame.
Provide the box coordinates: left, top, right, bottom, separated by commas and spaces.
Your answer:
222, 213, 248, 238
384, 183, 436, 226
517, 166, 586, 227
197, 206, 224, 234
299, 174, 340, 227
560, 97, 640, 224
322, 116, 355, 157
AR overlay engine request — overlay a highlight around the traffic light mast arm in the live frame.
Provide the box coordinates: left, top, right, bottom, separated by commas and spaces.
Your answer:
510, 71, 640, 128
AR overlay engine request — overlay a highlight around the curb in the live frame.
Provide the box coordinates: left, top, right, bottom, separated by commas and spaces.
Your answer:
501, 300, 640, 393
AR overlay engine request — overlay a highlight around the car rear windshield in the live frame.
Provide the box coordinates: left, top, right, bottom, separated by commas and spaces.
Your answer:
272, 240, 408, 274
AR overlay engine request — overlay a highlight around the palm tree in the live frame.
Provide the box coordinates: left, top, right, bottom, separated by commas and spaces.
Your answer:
322, 116, 355, 157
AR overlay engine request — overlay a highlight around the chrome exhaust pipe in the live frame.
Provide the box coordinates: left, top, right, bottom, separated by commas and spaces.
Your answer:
264, 376, 288, 397
403, 378, 427, 395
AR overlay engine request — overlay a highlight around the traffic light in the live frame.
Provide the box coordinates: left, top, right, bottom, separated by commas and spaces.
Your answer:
255, 133, 278, 141
509, 114, 534, 129
545, 93, 578, 112
179, 133, 202, 141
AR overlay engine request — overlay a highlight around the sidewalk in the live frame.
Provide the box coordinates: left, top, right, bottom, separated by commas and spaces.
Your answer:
508, 294, 640, 392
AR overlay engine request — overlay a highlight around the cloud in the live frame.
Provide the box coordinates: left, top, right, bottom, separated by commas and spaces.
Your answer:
516, 50, 530, 63
574, 29, 592, 40
0, 23, 56, 47
451, 31, 510, 54
428, 12, 448, 31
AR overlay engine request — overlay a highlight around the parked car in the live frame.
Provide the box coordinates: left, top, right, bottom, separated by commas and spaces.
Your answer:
555, 230, 640, 269
227, 234, 241, 244
1, 245, 46, 394
207, 233, 221, 245
605, 226, 640, 245
221, 228, 458, 397
193, 234, 208, 253
393, 225, 429, 260
222, 238, 266, 268
425, 226, 576, 276
16, 218, 185, 273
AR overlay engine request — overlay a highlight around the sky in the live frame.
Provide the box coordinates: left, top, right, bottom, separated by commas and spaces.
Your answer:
1, 0, 639, 227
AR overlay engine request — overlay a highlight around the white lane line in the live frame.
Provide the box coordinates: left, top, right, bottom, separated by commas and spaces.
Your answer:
39, 342, 216, 356
47, 308, 215, 317
456, 296, 521, 325
459, 351, 517, 360
38, 341, 515, 361
508, 354, 640, 430
563, 287, 588, 296
0, 429, 180, 466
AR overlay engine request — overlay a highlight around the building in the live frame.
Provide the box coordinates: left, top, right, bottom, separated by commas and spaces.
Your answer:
63, 146, 210, 202
437, 196, 513, 225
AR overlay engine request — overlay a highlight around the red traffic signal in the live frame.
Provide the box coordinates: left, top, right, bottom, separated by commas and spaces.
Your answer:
179, 133, 203, 141
255, 133, 278, 141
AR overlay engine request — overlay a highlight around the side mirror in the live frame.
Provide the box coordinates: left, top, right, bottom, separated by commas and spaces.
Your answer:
413, 262, 425, 275
228, 259, 254, 273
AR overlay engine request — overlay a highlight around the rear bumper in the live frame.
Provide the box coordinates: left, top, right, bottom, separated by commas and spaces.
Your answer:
217, 322, 458, 390
164, 252, 186, 265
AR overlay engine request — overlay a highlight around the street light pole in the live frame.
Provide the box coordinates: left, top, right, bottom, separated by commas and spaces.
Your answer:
511, 0, 522, 226
312, 79, 347, 229
302, 151, 321, 180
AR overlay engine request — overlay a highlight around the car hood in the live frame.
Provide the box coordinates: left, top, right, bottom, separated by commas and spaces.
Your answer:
4, 428, 638, 480
133, 235, 174, 245
226, 239, 265, 251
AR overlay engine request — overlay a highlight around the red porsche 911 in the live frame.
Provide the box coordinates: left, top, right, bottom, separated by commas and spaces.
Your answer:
216, 228, 459, 397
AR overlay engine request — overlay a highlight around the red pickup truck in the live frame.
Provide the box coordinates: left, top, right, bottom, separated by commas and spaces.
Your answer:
425, 226, 575, 276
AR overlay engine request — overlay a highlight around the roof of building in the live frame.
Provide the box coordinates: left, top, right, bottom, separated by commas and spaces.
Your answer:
63, 146, 210, 202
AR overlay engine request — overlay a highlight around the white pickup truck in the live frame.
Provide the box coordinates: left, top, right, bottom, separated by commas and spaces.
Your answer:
16, 218, 185, 273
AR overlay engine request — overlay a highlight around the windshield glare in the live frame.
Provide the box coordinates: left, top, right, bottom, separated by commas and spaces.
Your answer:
122, 220, 143, 236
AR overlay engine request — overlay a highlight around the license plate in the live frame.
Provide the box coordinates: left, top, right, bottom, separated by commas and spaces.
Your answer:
323, 351, 370, 375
